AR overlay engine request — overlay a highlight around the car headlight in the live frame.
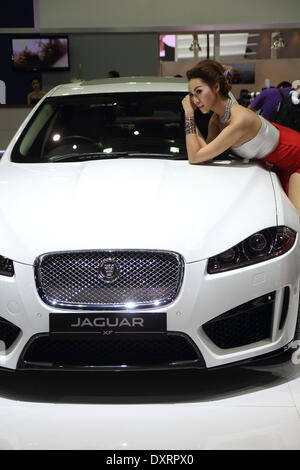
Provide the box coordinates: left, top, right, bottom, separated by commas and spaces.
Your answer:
0, 255, 14, 277
207, 226, 296, 274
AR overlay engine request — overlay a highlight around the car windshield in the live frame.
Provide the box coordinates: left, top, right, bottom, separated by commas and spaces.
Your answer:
11, 92, 205, 163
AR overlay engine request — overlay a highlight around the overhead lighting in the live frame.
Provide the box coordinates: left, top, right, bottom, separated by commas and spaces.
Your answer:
52, 133, 61, 142
271, 34, 287, 49
189, 34, 201, 52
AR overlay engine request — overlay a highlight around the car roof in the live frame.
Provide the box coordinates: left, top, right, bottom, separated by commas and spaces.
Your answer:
48, 76, 188, 97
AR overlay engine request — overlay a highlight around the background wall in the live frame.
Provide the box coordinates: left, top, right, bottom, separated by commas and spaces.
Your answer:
43, 33, 159, 90
0, 32, 158, 104
38, 0, 300, 30
0, 107, 30, 150
160, 58, 300, 95
0, 1, 37, 106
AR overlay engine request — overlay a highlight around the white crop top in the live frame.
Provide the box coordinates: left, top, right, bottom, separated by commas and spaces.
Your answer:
231, 115, 279, 160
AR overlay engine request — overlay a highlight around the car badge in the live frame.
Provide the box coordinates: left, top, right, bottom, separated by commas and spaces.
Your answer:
98, 258, 120, 283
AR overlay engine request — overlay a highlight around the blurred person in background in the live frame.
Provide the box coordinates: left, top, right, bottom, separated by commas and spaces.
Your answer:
108, 70, 120, 78
27, 78, 46, 107
238, 89, 251, 108
248, 81, 292, 119
290, 80, 300, 105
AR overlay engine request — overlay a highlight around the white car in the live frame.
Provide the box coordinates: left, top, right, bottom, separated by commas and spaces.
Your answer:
0, 77, 299, 372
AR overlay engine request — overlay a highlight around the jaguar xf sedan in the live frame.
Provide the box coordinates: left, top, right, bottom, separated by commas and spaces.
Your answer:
0, 77, 299, 371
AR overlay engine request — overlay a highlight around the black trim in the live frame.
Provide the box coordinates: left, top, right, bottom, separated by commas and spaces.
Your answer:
202, 292, 275, 349
17, 331, 205, 372
210, 344, 293, 370
0, 317, 21, 350
6, 342, 291, 373
279, 286, 290, 330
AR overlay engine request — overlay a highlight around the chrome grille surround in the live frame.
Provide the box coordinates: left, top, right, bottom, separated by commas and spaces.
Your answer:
35, 250, 184, 310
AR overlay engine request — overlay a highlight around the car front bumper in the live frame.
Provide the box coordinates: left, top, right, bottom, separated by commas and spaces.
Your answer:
0, 244, 299, 371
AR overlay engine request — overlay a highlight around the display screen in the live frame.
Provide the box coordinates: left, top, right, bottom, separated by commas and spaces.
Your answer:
226, 62, 255, 84
11, 37, 70, 71
159, 35, 176, 61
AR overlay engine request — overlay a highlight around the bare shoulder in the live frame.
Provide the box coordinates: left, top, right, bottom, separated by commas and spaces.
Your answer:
230, 102, 259, 127
227, 102, 262, 145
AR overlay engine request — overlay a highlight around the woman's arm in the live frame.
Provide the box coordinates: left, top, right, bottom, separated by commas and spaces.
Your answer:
187, 120, 246, 164
181, 94, 246, 164
182, 94, 207, 150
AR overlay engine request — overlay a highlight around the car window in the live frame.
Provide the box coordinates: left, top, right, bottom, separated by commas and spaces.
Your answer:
19, 103, 56, 156
11, 92, 211, 163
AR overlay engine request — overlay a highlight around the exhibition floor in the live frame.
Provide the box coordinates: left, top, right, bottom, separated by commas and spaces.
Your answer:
0, 350, 300, 450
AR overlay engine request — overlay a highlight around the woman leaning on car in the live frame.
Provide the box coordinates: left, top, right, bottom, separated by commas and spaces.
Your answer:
182, 60, 300, 215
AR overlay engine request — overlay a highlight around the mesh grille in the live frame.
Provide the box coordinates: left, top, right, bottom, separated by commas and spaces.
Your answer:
202, 293, 275, 349
36, 250, 183, 309
19, 333, 204, 370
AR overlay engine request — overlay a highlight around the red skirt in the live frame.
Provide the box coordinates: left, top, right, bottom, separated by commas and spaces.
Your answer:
261, 122, 300, 193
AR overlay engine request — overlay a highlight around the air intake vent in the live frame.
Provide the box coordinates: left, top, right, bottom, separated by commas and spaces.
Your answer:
0, 316, 21, 350
279, 287, 290, 330
203, 293, 275, 349
19, 333, 205, 370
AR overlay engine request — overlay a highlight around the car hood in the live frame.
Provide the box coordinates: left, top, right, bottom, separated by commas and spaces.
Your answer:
0, 158, 276, 264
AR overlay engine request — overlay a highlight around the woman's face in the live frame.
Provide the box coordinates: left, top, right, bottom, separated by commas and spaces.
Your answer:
188, 78, 219, 114
32, 80, 40, 90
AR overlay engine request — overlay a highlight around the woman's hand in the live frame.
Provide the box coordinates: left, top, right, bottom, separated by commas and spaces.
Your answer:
182, 94, 196, 116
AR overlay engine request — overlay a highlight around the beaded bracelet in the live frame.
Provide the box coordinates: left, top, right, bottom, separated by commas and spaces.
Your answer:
185, 117, 196, 135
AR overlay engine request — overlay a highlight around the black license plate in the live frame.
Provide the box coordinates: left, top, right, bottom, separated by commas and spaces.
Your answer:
50, 312, 166, 334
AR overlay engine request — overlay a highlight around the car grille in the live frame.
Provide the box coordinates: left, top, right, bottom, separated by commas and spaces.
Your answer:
202, 292, 275, 349
18, 333, 205, 370
35, 250, 184, 309
0, 316, 21, 350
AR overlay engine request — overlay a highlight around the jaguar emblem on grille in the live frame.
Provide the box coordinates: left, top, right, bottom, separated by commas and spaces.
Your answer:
98, 258, 120, 283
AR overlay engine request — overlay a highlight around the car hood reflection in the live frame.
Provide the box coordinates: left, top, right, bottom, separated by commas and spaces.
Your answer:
0, 158, 276, 264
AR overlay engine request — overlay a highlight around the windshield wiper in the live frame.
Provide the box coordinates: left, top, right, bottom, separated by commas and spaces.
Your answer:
49, 152, 187, 162
127, 152, 187, 160
49, 152, 130, 162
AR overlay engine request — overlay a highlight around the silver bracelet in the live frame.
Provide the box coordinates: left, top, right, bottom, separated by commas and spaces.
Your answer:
185, 117, 196, 135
